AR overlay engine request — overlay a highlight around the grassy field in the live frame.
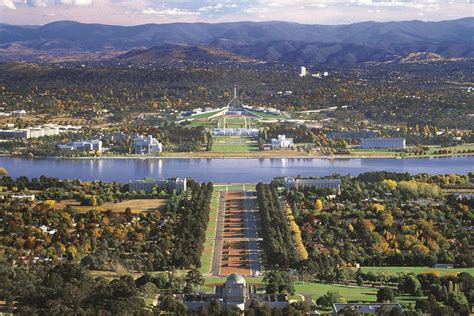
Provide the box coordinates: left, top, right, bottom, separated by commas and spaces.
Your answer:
214, 184, 256, 191
350, 143, 474, 157
201, 277, 420, 306
356, 266, 474, 276
295, 282, 422, 307
424, 143, 474, 154
212, 136, 258, 152
350, 148, 398, 156
295, 283, 378, 302
55, 199, 166, 213
188, 119, 217, 128
199, 190, 220, 274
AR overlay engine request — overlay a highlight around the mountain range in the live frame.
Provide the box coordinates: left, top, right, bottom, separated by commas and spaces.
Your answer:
0, 18, 473, 65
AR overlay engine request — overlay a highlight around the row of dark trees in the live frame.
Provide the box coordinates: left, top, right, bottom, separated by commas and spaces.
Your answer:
172, 181, 213, 268
256, 183, 298, 268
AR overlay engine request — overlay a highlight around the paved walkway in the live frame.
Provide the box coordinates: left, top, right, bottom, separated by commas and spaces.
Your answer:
210, 190, 261, 276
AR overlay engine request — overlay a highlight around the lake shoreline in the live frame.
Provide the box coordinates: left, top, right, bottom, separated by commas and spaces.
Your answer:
4, 153, 474, 160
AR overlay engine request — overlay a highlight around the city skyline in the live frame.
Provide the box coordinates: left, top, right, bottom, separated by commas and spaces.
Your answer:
1, 0, 473, 26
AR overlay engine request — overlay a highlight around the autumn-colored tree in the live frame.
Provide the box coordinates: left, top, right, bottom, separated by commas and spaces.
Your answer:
314, 199, 323, 211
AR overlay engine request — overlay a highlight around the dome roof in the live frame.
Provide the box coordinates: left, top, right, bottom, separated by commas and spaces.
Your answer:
226, 273, 246, 285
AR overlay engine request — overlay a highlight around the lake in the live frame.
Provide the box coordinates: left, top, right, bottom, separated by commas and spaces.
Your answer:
1, 156, 472, 183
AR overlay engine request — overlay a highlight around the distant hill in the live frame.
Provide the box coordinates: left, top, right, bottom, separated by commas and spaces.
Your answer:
398, 52, 463, 64
118, 44, 257, 64
0, 18, 472, 65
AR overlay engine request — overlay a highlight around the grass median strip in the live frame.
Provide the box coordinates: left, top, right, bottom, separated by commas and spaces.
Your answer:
199, 189, 220, 274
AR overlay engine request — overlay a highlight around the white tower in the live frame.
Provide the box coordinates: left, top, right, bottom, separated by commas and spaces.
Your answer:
300, 66, 307, 77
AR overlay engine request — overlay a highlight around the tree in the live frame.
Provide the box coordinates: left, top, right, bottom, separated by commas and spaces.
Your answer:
447, 292, 469, 315
0, 167, 8, 176
316, 291, 345, 307
314, 199, 323, 211
399, 275, 421, 296
185, 268, 204, 291
433, 305, 455, 316
263, 271, 295, 295
377, 288, 395, 303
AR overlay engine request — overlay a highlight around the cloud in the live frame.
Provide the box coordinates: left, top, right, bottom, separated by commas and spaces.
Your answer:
350, 0, 440, 11
16, 0, 93, 7
141, 7, 200, 16
1, 0, 473, 26
0, 0, 16, 9
198, 3, 238, 12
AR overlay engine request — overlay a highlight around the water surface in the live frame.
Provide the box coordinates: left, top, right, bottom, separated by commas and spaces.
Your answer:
1, 156, 472, 183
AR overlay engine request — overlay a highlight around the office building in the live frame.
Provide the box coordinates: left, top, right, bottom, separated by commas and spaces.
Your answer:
129, 178, 187, 193
58, 139, 102, 152
133, 135, 163, 154
285, 177, 341, 194
28, 128, 45, 138
360, 138, 406, 149
0, 129, 30, 139
271, 135, 293, 149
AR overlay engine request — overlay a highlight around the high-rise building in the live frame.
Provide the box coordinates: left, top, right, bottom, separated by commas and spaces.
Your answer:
300, 66, 307, 77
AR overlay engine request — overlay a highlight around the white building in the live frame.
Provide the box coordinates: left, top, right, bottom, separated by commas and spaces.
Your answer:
299, 66, 307, 77
133, 135, 163, 154
285, 177, 341, 194
43, 126, 60, 136
11, 194, 35, 201
211, 128, 259, 137
271, 135, 293, 149
58, 140, 102, 152
129, 178, 187, 193
28, 127, 45, 138
360, 138, 406, 149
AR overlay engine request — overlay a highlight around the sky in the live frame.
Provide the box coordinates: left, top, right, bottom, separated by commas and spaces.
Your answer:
0, 0, 473, 26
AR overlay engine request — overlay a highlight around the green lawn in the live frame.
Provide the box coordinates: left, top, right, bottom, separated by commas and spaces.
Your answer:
214, 184, 256, 191
212, 136, 258, 152
199, 190, 220, 274
295, 282, 421, 306
201, 276, 421, 305
356, 266, 474, 276
295, 283, 378, 302
221, 117, 247, 128
188, 120, 217, 128
424, 143, 474, 155
350, 148, 398, 156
